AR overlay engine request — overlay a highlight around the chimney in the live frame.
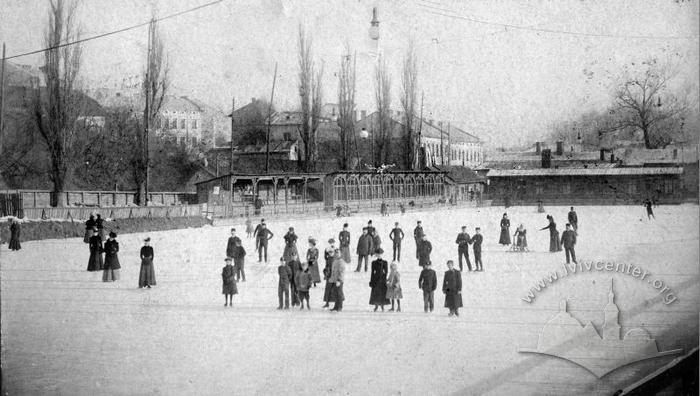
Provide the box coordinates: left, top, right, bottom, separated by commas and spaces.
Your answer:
600, 149, 605, 161
556, 141, 563, 156
535, 142, 541, 155
541, 149, 552, 168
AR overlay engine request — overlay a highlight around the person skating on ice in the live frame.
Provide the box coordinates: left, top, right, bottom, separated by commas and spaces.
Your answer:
540, 215, 561, 252
369, 248, 389, 312
255, 222, 274, 262
499, 213, 511, 246
287, 252, 303, 307
389, 222, 404, 262
226, 228, 241, 259
419, 261, 437, 313
417, 234, 432, 268
386, 261, 403, 312
277, 257, 292, 310
413, 221, 424, 259
443, 260, 463, 317
232, 239, 246, 282
455, 226, 472, 272
295, 261, 313, 310
306, 238, 321, 287
568, 207, 578, 232
283, 227, 299, 263
87, 228, 104, 272
222, 258, 237, 307
138, 237, 156, 288
102, 231, 121, 282
338, 223, 351, 264
470, 228, 484, 271
356, 227, 373, 272
329, 250, 346, 312
245, 217, 253, 238
322, 239, 336, 308
560, 224, 577, 264
513, 224, 528, 252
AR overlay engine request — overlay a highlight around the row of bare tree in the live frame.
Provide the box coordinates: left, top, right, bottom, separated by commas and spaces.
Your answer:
1, 0, 169, 206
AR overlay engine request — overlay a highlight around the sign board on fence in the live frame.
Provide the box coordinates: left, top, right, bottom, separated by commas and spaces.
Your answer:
213, 186, 220, 195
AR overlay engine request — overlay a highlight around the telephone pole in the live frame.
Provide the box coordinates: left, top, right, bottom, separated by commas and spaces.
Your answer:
265, 62, 278, 174
230, 97, 235, 173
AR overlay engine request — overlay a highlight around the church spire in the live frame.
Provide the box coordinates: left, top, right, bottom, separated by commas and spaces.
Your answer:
602, 279, 621, 340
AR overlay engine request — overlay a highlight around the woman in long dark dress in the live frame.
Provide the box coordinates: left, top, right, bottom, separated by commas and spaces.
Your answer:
9, 219, 21, 251
102, 232, 121, 282
87, 228, 104, 271
540, 215, 562, 252
138, 237, 156, 288
283, 227, 299, 263
369, 248, 390, 311
322, 239, 336, 308
95, 214, 105, 242
499, 213, 511, 246
306, 238, 321, 287
84, 215, 96, 243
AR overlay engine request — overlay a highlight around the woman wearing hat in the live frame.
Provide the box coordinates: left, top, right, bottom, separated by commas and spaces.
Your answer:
306, 238, 321, 287
322, 239, 336, 308
84, 215, 96, 243
86, 228, 104, 272
222, 258, 237, 306
369, 248, 390, 311
138, 237, 156, 288
102, 231, 121, 282
283, 227, 299, 263
499, 213, 511, 246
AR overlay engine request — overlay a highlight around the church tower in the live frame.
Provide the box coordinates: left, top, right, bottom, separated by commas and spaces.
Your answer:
602, 279, 621, 340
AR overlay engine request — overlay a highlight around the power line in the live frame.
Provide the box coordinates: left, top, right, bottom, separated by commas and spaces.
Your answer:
416, 2, 699, 41
2, 0, 225, 61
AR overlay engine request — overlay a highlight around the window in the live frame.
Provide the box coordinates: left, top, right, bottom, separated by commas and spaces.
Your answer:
192, 120, 197, 129
562, 183, 571, 194
663, 178, 674, 194
536, 184, 544, 195
180, 119, 186, 129
627, 182, 637, 195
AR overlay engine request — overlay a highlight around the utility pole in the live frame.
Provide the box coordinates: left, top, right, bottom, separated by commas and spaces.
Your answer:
144, 20, 153, 206
230, 97, 235, 173
265, 62, 278, 174
0, 43, 6, 155
417, 91, 423, 169
447, 122, 451, 166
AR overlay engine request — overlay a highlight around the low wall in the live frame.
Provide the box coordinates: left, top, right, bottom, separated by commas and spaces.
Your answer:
16, 205, 203, 221
0, 216, 208, 243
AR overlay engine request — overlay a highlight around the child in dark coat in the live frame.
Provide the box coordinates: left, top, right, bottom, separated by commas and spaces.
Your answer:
278, 257, 292, 310
222, 258, 237, 307
295, 261, 313, 310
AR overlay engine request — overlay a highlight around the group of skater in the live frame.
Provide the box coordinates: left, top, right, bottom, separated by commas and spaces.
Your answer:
495, 207, 579, 264
83, 214, 156, 288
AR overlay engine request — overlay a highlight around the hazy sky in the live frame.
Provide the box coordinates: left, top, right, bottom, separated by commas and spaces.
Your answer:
1, 0, 698, 146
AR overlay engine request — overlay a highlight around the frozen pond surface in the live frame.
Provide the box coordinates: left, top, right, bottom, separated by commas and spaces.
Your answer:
2, 205, 698, 395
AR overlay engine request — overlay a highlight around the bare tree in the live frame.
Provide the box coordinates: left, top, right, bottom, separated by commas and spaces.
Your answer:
32, 0, 83, 206
337, 44, 356, 170
135, 17, 168, 205
374, 58, 392, 165
297, 25, 313, 172
310, 61, 324, 171
612, 59, 687, 149
400, 39, 419, 169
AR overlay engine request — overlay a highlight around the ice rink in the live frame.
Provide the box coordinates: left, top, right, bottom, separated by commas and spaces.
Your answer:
2, 204, 698, 395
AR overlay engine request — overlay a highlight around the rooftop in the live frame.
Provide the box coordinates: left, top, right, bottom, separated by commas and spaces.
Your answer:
486, 167, 683, 177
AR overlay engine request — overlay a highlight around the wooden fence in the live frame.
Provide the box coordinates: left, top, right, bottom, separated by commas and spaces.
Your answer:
0, 190, 198, 218
19, 205, 203, 221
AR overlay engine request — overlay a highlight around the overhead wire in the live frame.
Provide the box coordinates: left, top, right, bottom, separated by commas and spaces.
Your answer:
1, 0, 226, 61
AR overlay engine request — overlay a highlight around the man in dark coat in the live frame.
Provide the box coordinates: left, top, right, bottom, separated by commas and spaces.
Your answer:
455, 226, 472, 272
368, 248, 390, 311
560, 223, 577, 264
414, 221, 424, 259
443, 260, 463, 316
95, 214, 105, 241
255, 223, 274, 262
329, 250, 346, 312
287, 252, 303, 307
644, 199, 655, 220
338, 223, 351, 264
417, 235, 432, 268
277, 257, 292, 309
568, 207, 578, 232
419, 261, 438, 313
356, 228, 374, 272
389, 222, 404, 261
226, 228, 242, 258
471, 228, 484, 271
